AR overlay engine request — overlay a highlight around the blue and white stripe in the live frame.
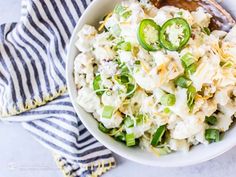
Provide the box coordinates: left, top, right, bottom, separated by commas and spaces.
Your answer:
0, 0, 115, 176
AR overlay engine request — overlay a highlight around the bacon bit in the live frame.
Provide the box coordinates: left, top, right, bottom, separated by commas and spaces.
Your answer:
98, 12, 113, 32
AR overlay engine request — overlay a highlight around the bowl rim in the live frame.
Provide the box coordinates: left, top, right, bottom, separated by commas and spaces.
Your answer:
66, 0, 236, 167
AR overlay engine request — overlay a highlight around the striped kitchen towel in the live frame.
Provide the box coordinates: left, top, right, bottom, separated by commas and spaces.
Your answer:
0, 0, 116, 176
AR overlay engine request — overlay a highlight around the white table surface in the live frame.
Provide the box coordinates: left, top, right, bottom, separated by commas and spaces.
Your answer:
1, 0, 236, 177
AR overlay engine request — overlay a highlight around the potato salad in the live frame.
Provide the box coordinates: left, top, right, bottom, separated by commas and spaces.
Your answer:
74, 0, 236, 155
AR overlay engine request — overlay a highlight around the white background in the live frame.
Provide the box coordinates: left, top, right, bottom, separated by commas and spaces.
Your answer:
1, 0, 236, 177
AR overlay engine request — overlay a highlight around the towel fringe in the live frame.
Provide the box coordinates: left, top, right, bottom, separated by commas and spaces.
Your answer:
90, 160, 115, 177
0, 86, 67, 118
54, 154, 116, 177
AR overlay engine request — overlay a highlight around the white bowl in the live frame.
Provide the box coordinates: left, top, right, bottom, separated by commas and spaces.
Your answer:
66, 0, 236, 167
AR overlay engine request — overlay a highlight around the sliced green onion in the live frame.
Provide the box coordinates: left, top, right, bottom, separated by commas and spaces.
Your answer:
177, 11, 183, 16
115, 73, 134, 85
107, 34, 115, 41
105, 90, 112, 96
203, 27, 211, 35
114, 4, 126, 15
115, 74, 129, 84
163, 107, 171, 114
117, 41, 132, 51
115, 72, 136, 98
135, 138, 140, 146
114, 131, 126, 142
122, 10, 132, 19
114, 41, 123, 51
119, 61, 126, 68
98, 123, 111, 133
124, 116, 134, 128
151, 125, 166, 147
126, 83, 136, 98
181, 53, 195, 68
186, 63, 197, 75
116, 58, 122, 65
109, 128, 126, 142
102, 106, 115, 119
205, 116, 217, 126
118, 89, 124, 95
134, 60, 141, 65
114, 4, 131, 19
136, 114, 146, 125
118, 63, 129, 74
121, 66, 129, 74
205, 129, 220, 143
175, 76, 192, 88
160, 94, 176, 106
93, 75, 104, 96
220, 61, 233, 68
187, 85, 196, 111
109, 128, 119, 136
127, 84, 135, 92
120, 75, 129, 84
126, 133, 136, 147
